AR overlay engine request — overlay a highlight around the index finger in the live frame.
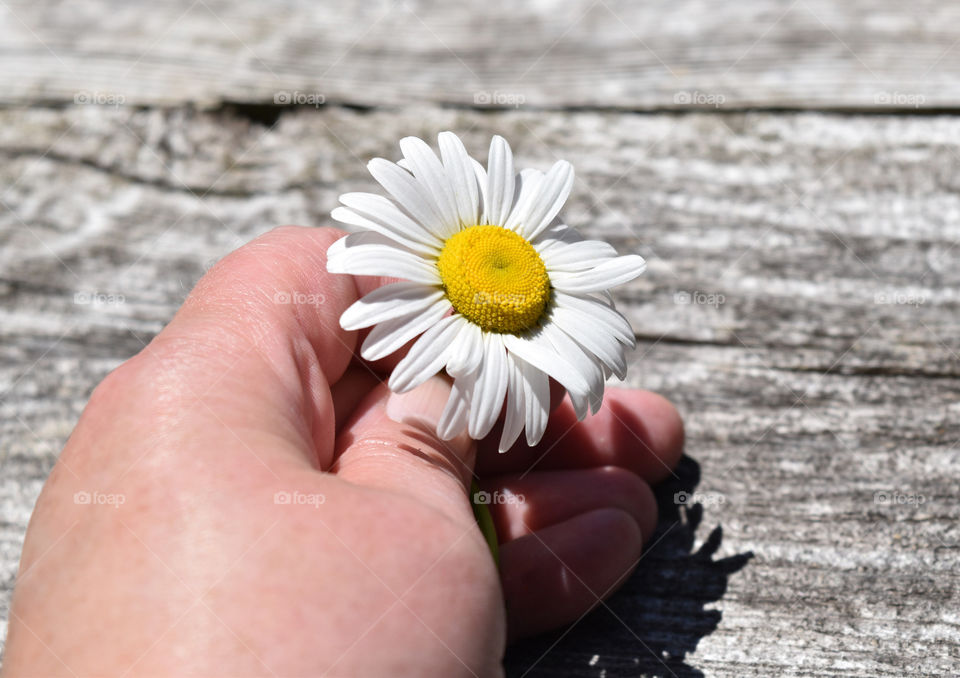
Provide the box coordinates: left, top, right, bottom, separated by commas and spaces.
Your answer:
142, 225, 389, 470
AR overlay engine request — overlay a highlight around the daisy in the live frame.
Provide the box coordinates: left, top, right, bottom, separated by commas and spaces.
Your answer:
327, 132, 645, 452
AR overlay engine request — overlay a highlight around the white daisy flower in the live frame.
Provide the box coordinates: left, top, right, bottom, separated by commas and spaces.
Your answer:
327, 132, 646, 452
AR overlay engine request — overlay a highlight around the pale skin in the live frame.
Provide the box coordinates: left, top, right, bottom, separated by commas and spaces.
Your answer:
3, 226, 683, 677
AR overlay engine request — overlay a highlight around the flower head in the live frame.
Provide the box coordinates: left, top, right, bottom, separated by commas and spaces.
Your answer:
327, 133, 646, 452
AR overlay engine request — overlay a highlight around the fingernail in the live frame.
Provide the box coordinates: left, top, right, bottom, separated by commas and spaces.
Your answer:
385, 377, 452, 434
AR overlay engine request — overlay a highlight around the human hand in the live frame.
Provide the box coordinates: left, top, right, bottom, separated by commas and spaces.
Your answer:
3, 227, 683, 677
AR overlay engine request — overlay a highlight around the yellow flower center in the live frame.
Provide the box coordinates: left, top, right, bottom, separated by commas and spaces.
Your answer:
436, 225, 551, 333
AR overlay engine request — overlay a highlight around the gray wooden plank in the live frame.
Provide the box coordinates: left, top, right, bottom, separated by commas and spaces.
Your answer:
1, 105, 959, 676
2, 0, 960, 110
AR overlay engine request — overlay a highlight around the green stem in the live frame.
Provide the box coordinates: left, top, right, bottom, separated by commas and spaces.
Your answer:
471, 481, 499, 566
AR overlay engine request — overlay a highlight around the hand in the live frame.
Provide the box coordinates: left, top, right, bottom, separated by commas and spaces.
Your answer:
3, 227, 683, 677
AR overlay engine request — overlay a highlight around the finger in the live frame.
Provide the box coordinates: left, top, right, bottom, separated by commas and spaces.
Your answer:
333, 377, 477, 522
120, 226, 399, 471
350, 275, 408, 374
499, 508, 644, 640
173, 226, 358, 383
330, 365, 384, 433
480, 467, 657, 543
476, 388, 684, 483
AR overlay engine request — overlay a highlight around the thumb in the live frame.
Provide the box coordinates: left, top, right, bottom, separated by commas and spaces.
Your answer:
332, 377, 477, 522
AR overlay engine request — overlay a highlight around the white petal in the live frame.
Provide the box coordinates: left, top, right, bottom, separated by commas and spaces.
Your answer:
517, 358, 550, 446
438, 132, 480, 227
471, 158, 489, 224
554, 291, 635, 347
332, 206, 437, 257
503, 169, 544, 232
550, 255, 647, 293
438, 374, 473, 440
446, 319, 484, 378
368, 158, 450, 239
325, 234, 348, 265
502, 329, 590, 396
498, 356, 525, 453
388, 314, 461, 392
541, 321, 604, 413
539, 239, 618, 272
519, 160, 574, 241
327, 241, 441, 284
534, 222, 583, 251
550, 306, 628, 379
339, 192, 442, 250
469, 333, 509, 439
590, 391, 603, 415
341, 282, 444, 331
359, 299, 450, 361
549, 327, 604, 417
485, 135, 515, 226
568, 390, 590, 421
521, 365, 549, 446
399, 136, 459, 238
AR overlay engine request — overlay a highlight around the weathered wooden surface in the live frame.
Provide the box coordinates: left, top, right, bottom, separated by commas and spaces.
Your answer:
2, 0, 960, 110
1, 104, 958, 676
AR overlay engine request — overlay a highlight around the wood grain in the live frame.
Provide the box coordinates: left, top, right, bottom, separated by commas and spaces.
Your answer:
2, 0, 960, 110
1, 105, 958, 676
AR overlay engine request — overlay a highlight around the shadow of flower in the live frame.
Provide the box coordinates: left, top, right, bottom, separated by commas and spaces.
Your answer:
504, 456, 753, 677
